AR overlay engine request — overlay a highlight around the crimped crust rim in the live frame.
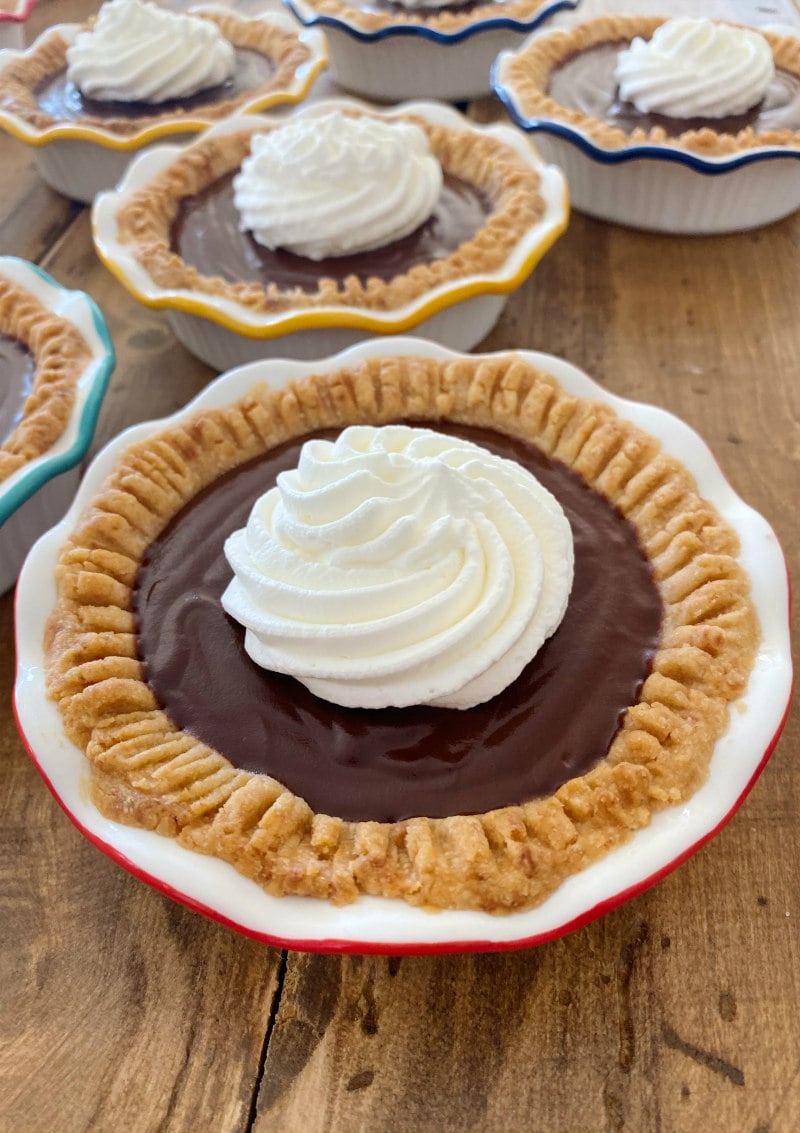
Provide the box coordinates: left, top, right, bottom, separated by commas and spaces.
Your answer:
501, 15, 800, 157
109, 111, 549, 317
295, 0, 558, 36
0, 273, 93, 484
0, 11, 319, 143
44, 355, 759, 914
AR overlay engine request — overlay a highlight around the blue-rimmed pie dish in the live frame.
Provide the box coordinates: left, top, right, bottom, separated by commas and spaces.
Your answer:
284, 0, 578, 101
493, 14, 800, 233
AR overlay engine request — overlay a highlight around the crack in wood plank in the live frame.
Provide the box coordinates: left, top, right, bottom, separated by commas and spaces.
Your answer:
617, 921, 650, 1072
245, 950, 289, 1133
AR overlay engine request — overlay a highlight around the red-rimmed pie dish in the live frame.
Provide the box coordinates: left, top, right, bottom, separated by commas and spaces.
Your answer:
14, 338, 791, 953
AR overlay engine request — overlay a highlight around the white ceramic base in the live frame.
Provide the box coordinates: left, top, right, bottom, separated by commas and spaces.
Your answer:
0, 20, 24, 48
167, 293, 508, 370
34, 137, 191, 204
326, 25, 531, 102
0, 464, 80, 594
531, 135, 800, 234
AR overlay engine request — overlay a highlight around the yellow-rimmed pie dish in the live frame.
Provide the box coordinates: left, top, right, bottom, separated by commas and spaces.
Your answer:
91, 99, 569, 370
0, 7, 327, 202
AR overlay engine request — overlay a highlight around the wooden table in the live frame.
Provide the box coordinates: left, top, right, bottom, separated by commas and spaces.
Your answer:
2, 2, 799, 1130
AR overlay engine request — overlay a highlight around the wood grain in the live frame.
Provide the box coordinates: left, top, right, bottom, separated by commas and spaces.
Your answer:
1, 1, 799, 1127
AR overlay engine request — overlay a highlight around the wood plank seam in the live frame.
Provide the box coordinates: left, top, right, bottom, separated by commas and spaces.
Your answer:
245, 950, 289, 1133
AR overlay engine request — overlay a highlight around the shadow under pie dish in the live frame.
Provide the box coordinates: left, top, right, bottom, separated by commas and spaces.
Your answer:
0, 4, 327, 203
281, 0, 578, 102
91, 100, 569, 371
492, 15, 800, 233
15, 338, 792, 953
0, 256, 114, 594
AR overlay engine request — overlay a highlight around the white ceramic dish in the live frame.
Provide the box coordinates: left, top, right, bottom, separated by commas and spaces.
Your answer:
0, 10, 327, 203
284, 0, 578, 102
14, 337, 792, 954
92, 99, 569, 370
0, 257, 115, 595
0, 0, 34, 50
492, 25, 800, 234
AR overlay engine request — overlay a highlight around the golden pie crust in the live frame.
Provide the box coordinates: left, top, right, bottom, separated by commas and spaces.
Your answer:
297, 0, 554, 35
111, 111, 547, 315
0, 273, 92, 484
502, 15, 800, 156
44, 356, 759, 913
0, 10, 315, 139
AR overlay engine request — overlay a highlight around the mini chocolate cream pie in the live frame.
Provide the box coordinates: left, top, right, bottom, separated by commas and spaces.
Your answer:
0, 1, 315, 140
108, 108, 547, 319
0, 271, 91, 483
44, 355, 758, 913
500, 15, 800, 156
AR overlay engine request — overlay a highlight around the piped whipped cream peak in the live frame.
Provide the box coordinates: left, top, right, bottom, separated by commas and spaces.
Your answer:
66, 0, 235, 105
222, 425, 574, 710
615, 17, 775, 120
232, 114, 443, 261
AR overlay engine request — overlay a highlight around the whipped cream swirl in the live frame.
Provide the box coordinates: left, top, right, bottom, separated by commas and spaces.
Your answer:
66, 0, 235, 104
615, 17, 775, 119
232, 114, 443, 261
222, 425, 574, 710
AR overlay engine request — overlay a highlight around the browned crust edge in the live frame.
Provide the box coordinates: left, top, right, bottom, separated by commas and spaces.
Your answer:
0, 11, 315, 139
299, 0, 551, 35
43, 356, 759, 913
112, 113, 547, 314
501, 15, 800, 156
0, 274, 92, 483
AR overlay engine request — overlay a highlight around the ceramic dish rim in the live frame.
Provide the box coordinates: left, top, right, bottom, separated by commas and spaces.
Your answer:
13, 336, 793, 954
0, 256, 115, 526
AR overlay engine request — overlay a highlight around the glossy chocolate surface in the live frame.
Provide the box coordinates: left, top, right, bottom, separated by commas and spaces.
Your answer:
134, 423, 663, 824
170, 172, 490, 290
362, 0, 501, 17
0, 333, 35, 446
548, 42, 800, 137
35, 49, 274, 122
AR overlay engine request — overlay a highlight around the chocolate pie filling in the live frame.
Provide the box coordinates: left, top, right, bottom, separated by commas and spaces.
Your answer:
361, 0, 502, 16
134, 423, 663, 824
170, 172, 491, 290
35, 48, 274, 122
548, 42, 800, 137
0, 334, 35, 446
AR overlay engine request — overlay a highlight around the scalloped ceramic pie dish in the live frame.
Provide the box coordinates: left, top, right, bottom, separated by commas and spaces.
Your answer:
13, 337, 792, 953
0, 8, 327, 203
0, 257, 114, 594
284, 0, 578, 101
492, 16, 800, 233
91, 100, 569, 371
